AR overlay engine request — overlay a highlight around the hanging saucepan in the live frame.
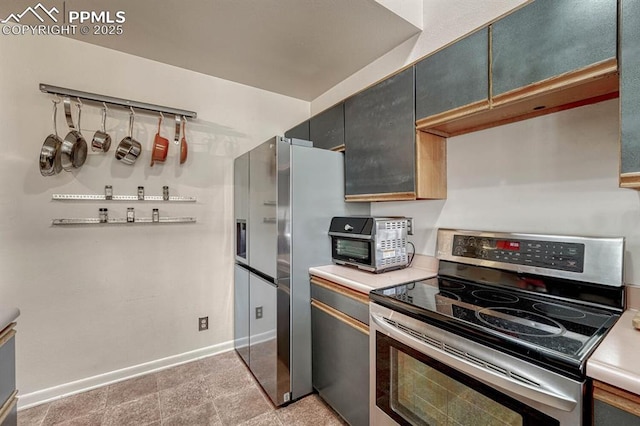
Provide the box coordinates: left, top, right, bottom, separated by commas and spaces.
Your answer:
39, 99, 63, 176
115, 108, 142, 165
150, 113, 169, 166
91, 103, 112, 152
180, 116, 188, 165
60, 97, 88, 171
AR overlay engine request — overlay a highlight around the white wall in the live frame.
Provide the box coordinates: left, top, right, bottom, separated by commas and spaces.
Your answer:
373, 99, 640, 285
0, 33, 309, 405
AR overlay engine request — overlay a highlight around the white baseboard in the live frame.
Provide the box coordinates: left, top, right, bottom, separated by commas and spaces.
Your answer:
18, 340, 234, 410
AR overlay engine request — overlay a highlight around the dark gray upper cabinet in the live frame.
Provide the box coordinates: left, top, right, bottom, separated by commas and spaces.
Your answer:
284, 120, 310, 141
621, 0, 640, 180
310, 103, 345, 150
344, 67, 415, 199
415, 28, 489, 120
492, 0, 617, 97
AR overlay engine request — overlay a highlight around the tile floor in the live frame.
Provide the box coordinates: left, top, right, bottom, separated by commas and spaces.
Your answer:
17, 350, 347, 426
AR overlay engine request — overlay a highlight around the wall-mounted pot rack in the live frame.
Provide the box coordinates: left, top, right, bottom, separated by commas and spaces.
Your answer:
52, 217, 196, 226
39, 84, 197, 119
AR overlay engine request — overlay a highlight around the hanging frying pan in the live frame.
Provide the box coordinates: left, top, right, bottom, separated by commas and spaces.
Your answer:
39, 99, 62, 176
60, 97, 88, 171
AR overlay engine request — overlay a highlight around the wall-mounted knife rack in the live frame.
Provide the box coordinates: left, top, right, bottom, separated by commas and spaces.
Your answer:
52, 194, 196, 202
52, 186, 197, 202
52, 217, 196, 226
39, 84, 197, 119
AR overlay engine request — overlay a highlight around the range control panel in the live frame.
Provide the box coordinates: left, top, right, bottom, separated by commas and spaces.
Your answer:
452, 235, 585, 273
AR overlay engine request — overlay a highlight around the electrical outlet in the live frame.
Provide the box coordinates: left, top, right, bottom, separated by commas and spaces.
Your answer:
199, 316, 208, 331
256, 306, 263, 319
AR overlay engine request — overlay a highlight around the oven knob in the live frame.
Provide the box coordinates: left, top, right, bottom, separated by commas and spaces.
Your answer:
480, 249, 488, 258
454, 246, 464, 255
467, 237, 476, 246
344, 224, 353, 232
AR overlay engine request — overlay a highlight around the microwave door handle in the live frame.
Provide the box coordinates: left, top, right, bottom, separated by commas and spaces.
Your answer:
370, 313, 578, 413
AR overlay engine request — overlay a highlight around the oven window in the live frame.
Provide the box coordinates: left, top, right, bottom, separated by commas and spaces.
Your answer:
393, 349, 521, 425
334, 238, 370, 260
376, 332, 559, 426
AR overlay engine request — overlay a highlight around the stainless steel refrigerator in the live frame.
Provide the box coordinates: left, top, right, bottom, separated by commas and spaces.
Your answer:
233, 136, 368, 406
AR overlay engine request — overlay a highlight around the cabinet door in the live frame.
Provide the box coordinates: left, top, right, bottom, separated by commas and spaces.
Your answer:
284, 120, 310, 141
594, 400, 640, 426
620, 0, 640, 183
234, 265, 250, 366
310, 103, 344, 150
344, 67, 415, 200
416, 28, 489, 120
593, 381, 640, 426
312, 302, 369, 426
491, 0, 617, 97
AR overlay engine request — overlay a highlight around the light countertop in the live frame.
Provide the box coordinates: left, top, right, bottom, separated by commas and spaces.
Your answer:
587, 309, 640, 395
0, 306, 19, 331
309, 254, 439, 294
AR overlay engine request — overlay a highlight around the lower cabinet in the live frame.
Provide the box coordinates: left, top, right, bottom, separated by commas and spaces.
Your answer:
593, 380, 640, 425
311, 276, 369, 426
0, 324, 17, 426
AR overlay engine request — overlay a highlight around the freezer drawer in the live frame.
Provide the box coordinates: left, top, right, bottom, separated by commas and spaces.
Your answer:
234, 264, 250, 366
249, 272, 279, 403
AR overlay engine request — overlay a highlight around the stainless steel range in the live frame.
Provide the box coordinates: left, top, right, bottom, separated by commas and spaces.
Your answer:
369, 229, 624, 426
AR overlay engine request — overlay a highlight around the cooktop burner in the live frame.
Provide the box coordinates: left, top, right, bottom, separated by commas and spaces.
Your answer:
471, 289, 519, 304
475, 307, 566, 337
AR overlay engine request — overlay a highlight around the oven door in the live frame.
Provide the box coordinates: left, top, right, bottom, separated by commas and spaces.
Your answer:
331, 236, 374, 270
369, 303, 584, 426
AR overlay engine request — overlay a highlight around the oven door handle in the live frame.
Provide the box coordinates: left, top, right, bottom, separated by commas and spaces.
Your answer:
370, 313, 578, 413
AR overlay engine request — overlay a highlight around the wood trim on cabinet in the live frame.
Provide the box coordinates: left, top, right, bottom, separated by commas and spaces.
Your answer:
416, 59, 619, 138
346, 192, 416, 202
416, 100, 491, 136
0, 323, 16, 348
310, 276, 370, 304
311, 300, 369, 335
416, 131, 447, 199
593, 380, 640, 417
0, 390, 18, 425
491, 58, 618, 108
330, 144, 345, 152
619, 172, 640, 189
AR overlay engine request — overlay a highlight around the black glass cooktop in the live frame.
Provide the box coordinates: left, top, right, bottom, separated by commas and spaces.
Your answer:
370, 265, 622, 378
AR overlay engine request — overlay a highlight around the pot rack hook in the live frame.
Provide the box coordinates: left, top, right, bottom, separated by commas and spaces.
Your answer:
102, 102, 108, 112
51, 98, 59, 137
129, 106, 135, 115
76, 97, 82, 107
